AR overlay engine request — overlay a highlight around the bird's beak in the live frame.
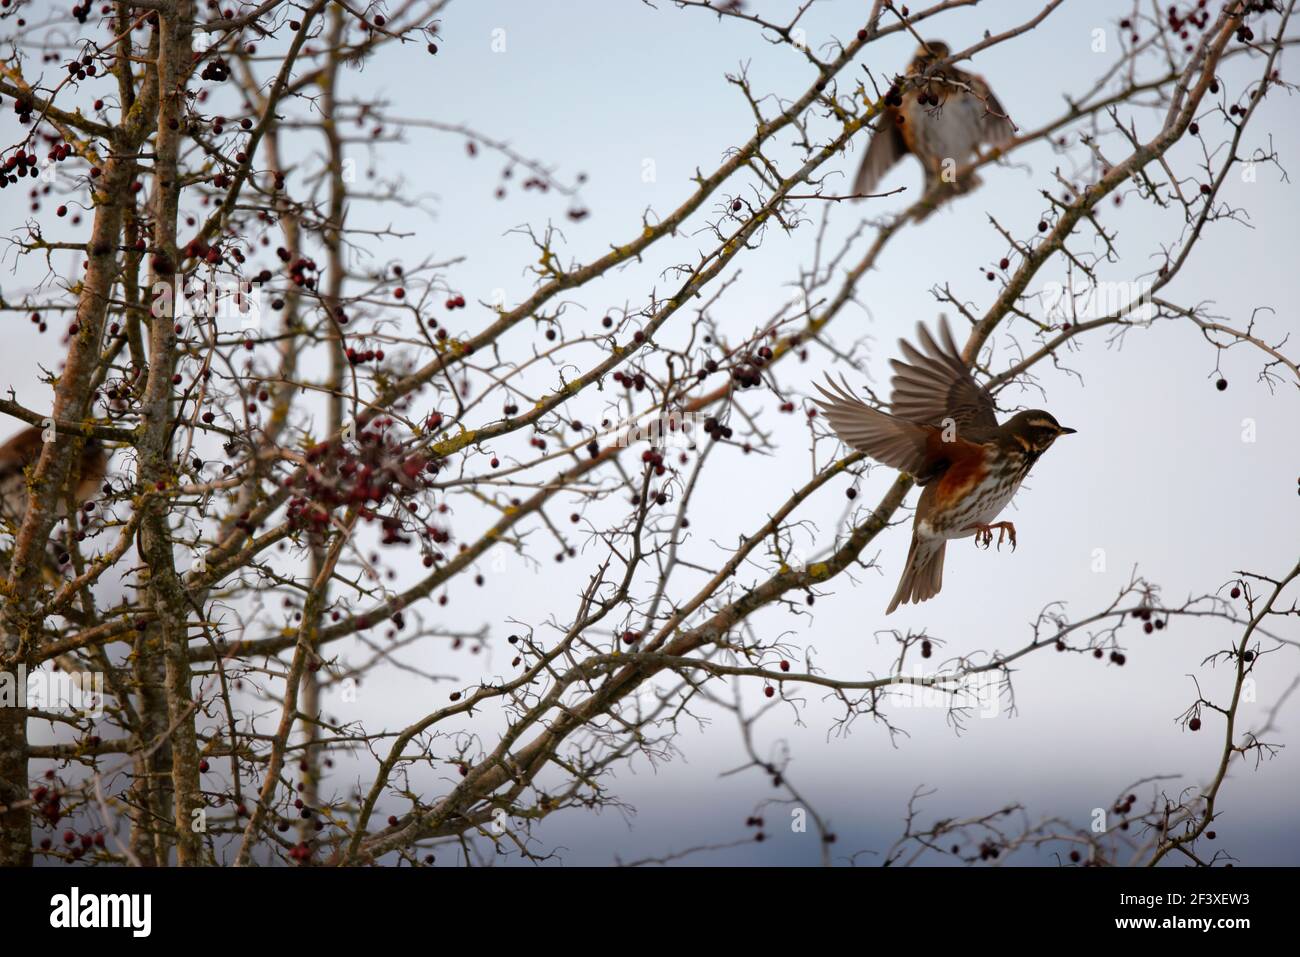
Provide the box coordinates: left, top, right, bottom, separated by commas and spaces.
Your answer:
1058, 426, 1077, 435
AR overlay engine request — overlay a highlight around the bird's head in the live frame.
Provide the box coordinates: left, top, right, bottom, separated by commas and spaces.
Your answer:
1004, 410, 1076, 456
910, 40, 952, 72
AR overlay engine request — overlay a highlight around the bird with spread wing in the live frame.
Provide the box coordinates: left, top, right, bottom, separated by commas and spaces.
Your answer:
854, 41, 1014, 213
813, 318, 1074, 614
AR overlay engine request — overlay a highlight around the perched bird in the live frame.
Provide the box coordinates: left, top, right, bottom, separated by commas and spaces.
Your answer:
0, 425, 107, 529
854, 40, 1014, 207
813, 318, 1075, 614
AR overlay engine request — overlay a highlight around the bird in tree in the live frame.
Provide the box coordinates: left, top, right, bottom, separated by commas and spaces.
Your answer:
813, 318, 1075, 614
0, 425, 107, 529
854, 40, 1014, 213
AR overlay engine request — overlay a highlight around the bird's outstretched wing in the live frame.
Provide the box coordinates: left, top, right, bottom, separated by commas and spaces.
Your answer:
970, 73, 1015, 147
853, 110, 909, 196
889, 317, 997, 432
812, 375, 937, 480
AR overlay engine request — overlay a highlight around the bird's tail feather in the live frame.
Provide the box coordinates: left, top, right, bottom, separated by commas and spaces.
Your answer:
915, 170, 983, 221
886, 537, 946, 614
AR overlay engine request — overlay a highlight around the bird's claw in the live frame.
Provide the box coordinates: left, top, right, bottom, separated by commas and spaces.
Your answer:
969, 522, 1017, 551
995, 522, 1017, 551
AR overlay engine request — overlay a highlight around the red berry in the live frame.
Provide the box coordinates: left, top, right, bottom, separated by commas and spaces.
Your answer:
1189, 717, 1202, 731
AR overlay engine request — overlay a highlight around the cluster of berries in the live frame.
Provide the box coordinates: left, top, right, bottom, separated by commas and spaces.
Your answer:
277, 247, 318, 290
730, 346, 773, 389
200, 57, 230, 83
0, 145, 43, 187
287, 420, 440, 545
702, 417, 734, 441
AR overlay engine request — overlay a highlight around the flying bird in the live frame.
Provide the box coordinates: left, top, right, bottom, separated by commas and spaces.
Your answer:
0, 426, 107, 529
854, 40, 1014, 207
813, 319, 1075, 614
